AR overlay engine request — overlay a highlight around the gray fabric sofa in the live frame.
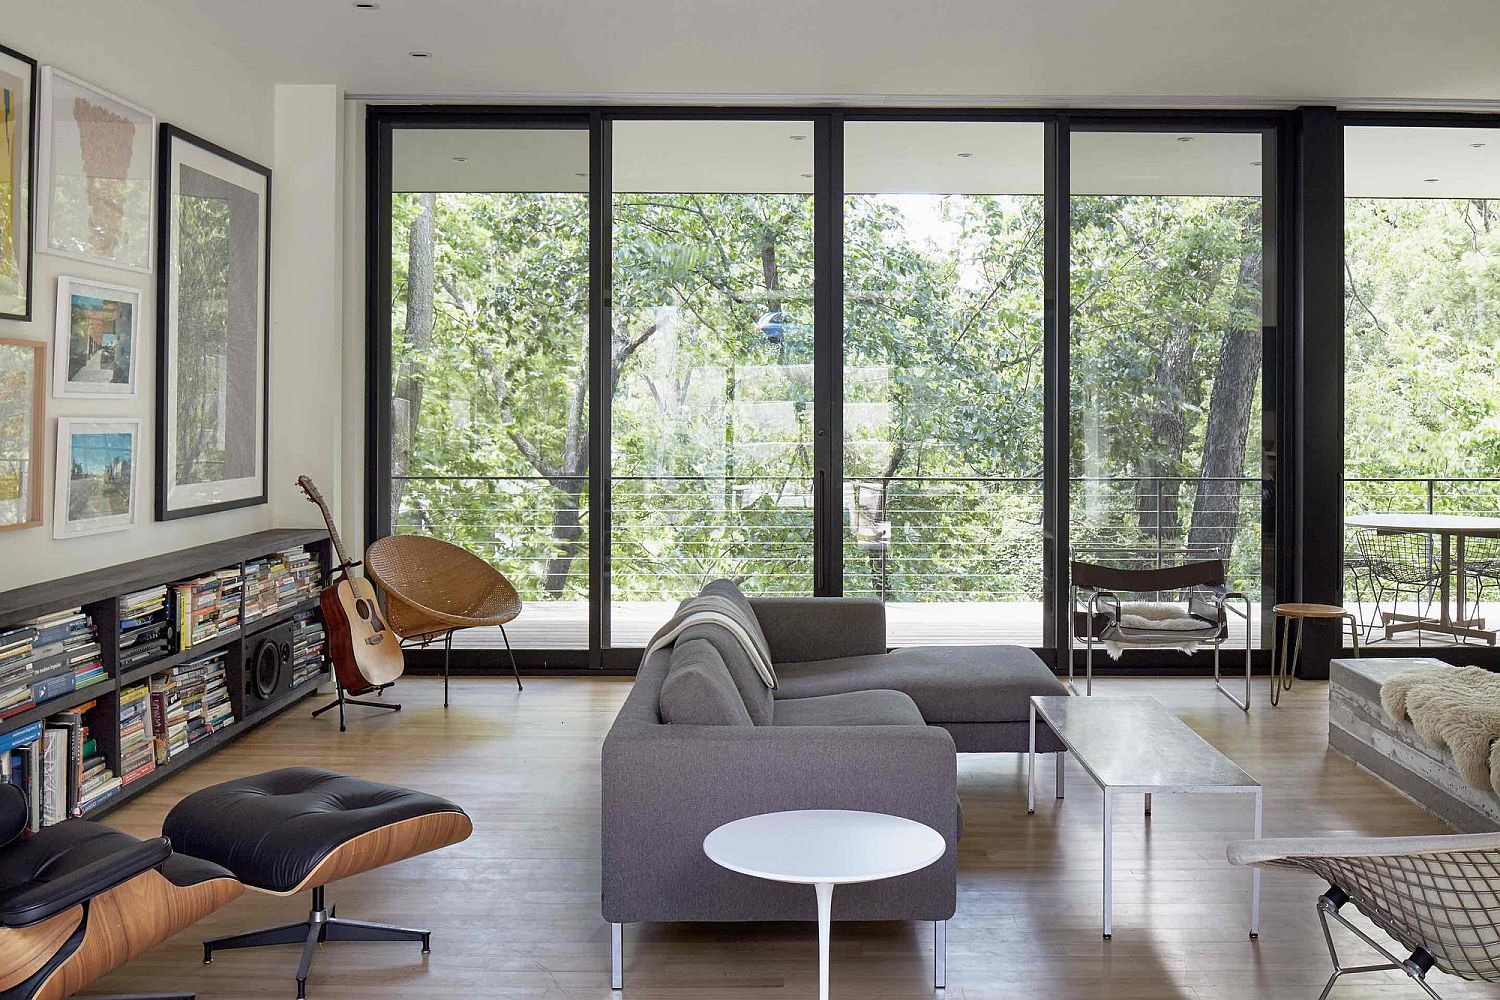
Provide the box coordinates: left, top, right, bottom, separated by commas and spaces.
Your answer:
600, 587, 1068, 987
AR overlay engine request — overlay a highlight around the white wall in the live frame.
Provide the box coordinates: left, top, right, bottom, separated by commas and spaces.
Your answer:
0, 1, 344, 590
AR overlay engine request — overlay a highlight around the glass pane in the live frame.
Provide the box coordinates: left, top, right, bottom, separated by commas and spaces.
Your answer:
1070, 130, 1266, 648
1344, 126, 1500, 646
611, 120, 816, 643
843, 121, 1046, 645
389, 128, 591, 649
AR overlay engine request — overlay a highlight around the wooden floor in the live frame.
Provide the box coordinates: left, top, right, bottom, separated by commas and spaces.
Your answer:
92, 675, 1499, 999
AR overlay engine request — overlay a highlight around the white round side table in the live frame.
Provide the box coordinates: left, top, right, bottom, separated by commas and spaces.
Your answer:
703, 809, 947, 999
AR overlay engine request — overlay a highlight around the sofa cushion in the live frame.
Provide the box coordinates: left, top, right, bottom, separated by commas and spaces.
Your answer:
774, 644, 1067, 724
660, 639, 754, 727
678, 622, 775, 725
771, 689, 926, 727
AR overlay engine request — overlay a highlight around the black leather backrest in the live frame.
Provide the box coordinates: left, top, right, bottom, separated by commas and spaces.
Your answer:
0, 783, 25, 846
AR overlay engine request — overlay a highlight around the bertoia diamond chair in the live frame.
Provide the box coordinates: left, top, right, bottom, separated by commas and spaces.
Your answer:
1228, 831, 1500, 999
364, 534, 523, 706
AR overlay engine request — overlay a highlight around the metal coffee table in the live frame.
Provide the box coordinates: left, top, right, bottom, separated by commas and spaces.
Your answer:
1028, 695, 1263, 939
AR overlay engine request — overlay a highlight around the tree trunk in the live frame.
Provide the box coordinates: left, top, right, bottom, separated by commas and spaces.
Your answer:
389, 193, 436, 527
1188, 244, 1264, 563
1135, 321, 1198, 545
542, 480, 586, 596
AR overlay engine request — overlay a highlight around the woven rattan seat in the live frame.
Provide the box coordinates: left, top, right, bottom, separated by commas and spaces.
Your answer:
366, 535, 524, 703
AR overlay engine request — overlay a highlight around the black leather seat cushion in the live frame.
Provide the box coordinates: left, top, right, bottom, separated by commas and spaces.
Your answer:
162, 767, 467, 893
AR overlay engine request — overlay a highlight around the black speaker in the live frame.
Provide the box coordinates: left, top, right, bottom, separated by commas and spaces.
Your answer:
245, 622, 294, 712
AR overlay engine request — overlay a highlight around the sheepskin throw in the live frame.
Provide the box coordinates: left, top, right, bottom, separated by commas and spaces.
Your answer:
1102, 601, 1215, 659
1382, 665, 1500, 797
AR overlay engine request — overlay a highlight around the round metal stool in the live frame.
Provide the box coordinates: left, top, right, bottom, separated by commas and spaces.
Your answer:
1271, 603, 1360, 707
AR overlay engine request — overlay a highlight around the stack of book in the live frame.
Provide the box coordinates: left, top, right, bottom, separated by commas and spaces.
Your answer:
0, 721, 41, 832
118, 683, 156, 785
148, 670, 190, 762
74, 699, 120, 814
155, 652, 234, 756
119, 585, 172, 671
0, 610, 102, 719
39, 701, 101, 824
172, 572, 240, 651
243, 547, 321, 624
290, 614, 327, 688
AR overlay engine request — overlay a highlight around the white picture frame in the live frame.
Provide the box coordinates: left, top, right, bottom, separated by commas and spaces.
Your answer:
36, 67, 156, 273
54, 416, 138, 539
52, 276, 141, 398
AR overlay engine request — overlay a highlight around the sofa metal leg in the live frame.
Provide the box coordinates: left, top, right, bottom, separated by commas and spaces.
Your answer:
1055, 751, 1065, 800
611, 922, 624, 990
934, 919, 947, 989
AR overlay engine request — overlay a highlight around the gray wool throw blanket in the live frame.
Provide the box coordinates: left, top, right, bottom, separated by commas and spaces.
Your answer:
1382, 664, 1500, 797
641, 594, 778, 689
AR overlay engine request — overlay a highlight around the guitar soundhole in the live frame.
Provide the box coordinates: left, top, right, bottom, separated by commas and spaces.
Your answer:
355, 598, 372, 620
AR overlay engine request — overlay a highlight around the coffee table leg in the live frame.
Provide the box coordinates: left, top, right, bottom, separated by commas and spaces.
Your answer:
1056, 751, 1065, 800
815, 882, 833, 1000
1027, 701, 1036, 815
1102, 788, 1114, 939
1250, 789, 1263, 939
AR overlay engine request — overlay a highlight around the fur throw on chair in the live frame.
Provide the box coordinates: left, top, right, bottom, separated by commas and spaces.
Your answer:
1382, 664, 1500, 798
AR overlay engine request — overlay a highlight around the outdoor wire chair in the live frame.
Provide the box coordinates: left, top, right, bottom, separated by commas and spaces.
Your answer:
1353, 527, 1440, 644
365, 534, 524, 707
1228, 831, 1500, 999
1070, 557, 1253, 711
1462, 535, 1500, 625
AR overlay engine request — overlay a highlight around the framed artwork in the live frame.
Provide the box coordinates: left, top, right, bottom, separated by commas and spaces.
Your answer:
37, 67, 155, 273
53, 276, 140, 397
0, 45, 37, 320
0, 338, 44, 531
156, 124, 270, 520
54, 416, 138, 539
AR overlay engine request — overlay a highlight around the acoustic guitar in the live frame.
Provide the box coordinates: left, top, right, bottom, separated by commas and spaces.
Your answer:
296, 475, 405, 694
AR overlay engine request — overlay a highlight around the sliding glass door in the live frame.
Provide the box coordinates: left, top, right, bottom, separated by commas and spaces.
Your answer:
1069, 128, 1273, 647
610, 120, 817, 642
384, 124, 593, 648
843, 121, 1047, 645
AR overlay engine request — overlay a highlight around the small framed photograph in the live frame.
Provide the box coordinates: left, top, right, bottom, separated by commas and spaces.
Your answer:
0, 44, 38, 320
37, 67, 155, 273
53, 276, 140, 397
0, 337, 44, 531
54, 416, 139, 539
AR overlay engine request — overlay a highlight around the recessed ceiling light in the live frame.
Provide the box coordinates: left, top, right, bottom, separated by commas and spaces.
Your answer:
409, 50, 432, 58
352, 1, 378, 8
956, 152, 974, 158
1471, 142, 1488, 149
789, 134, 807, 141
800, 172, 813, 178
574, 172, 588, 178
1424, 177, 1441, 183
451, 156, 468, 163
1252, 160, 1262, 166
1176, 136, 1194, 142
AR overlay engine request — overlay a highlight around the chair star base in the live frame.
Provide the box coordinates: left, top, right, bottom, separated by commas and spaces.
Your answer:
203, 886, 430, 1000
1316, 885, 1444, 1000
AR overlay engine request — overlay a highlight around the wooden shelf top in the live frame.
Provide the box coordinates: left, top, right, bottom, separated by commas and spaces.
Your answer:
0, 528, 329, 623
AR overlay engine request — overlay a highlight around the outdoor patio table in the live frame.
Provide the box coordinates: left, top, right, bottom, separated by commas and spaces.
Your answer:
1345, 512, 1500, 645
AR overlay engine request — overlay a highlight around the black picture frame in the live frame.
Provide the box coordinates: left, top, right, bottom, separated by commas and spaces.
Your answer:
154, 123, 272, 521
0, 42, 37, 322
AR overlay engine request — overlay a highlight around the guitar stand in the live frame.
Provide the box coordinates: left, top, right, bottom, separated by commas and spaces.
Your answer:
312, 679, 400, 733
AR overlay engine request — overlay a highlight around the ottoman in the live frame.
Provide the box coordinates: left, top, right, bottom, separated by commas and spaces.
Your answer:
163, 767, 472, 999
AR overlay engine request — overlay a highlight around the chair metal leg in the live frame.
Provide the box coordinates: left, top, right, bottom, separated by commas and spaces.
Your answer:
611, 922, 624, 990
1085, 633, 1094, 697
934, 919, 947, 990
499, 623, 523, 691
203, 919, 310, 960
1055, 750, 1065, 800
296, 921, 322, 1000
443, 630, 453, 709
324, 916, 431, 949
1314, 886, 1446, 1000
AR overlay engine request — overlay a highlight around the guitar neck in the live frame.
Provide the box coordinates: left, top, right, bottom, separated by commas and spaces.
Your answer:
298, 479, 353, 571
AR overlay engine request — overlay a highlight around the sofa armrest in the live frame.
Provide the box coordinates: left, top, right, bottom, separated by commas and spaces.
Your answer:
0, 836, 172, 928
601, 722, 956, 922
748, 597, 887, 662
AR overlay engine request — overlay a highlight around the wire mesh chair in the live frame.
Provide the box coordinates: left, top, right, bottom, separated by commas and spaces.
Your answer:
1228, 831, 1500, 999
1354, 527, 1440, 645
365, 535, 524, 707
1070, 556, 1253, 711
1463, 535, 1500, 625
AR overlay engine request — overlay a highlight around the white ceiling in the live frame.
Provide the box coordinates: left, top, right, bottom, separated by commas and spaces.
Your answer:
153, 0, 1500, 107
395, 122, 1500, 197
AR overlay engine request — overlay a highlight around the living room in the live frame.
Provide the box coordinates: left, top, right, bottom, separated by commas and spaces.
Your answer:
2, 1, 1499, 998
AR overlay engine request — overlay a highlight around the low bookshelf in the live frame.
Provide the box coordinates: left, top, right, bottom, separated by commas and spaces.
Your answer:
0, 528, 333, 826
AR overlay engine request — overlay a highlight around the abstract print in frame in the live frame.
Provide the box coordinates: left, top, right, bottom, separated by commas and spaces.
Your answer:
0, 337, 44, 530
0, 45, 37, 319
156, 124, 270, 520
54, 416, 139, 539
37, 67, 155, 272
